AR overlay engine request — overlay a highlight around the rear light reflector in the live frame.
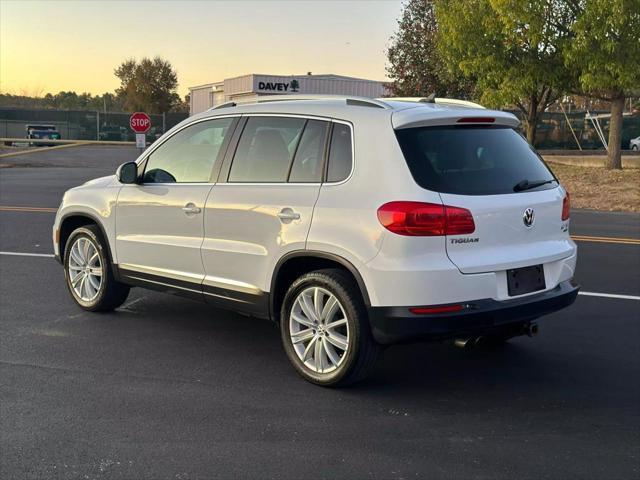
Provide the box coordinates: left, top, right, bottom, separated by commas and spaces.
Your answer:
562, 192, 570, 220
456, 117, 495, 123
410, 304, 464, 315
377, 201, 475, 236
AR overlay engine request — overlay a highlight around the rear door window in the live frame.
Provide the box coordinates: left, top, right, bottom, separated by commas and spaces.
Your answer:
395, 126, 557, 195
228, 116, 306, 183
288, 120, 328, 183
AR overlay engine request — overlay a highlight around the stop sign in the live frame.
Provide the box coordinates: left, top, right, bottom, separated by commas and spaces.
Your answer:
130, 112, 151, 133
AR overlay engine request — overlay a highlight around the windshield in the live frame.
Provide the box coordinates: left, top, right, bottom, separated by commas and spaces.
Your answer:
27, 125, 56, 131
395, 126, 557, 195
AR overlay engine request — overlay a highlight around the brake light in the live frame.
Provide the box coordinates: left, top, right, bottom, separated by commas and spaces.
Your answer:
456, 117, 495, 123
562, 192, 570, 220
377, 201, 475, 236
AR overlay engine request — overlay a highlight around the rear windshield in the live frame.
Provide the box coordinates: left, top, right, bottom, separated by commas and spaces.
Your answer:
395, 126, 557, 195
27, 125, 56, 131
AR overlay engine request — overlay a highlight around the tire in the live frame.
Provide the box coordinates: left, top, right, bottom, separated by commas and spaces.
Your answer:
63, 225, 130, 312
280, 268, 381, 387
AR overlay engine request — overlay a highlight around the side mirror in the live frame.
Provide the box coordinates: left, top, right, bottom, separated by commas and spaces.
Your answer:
117, 162, 138, 184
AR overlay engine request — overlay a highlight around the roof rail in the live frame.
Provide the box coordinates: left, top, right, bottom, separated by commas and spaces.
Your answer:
384, 97, 485, 109
210, 101, 237, 110
209, 94, 390, 110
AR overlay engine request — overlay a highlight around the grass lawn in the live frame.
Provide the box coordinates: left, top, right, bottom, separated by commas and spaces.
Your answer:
548, 162, 640, 213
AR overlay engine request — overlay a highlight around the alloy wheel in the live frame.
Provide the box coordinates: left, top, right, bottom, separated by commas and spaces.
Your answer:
68, 237, 103, 302
289, 286, 350, 373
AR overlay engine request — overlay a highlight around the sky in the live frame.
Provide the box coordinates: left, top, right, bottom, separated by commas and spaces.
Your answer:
0, 0, 404, 97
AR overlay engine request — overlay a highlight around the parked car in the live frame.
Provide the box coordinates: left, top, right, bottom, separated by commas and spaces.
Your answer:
630, 136, 640, 151
98, 125, 127, 142
26, 124, 61, 146
52, 95, 578, 386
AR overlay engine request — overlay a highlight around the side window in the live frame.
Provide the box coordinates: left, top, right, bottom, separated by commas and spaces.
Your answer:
288, 120, 328, 183
327, 123, 353, 182
228, 116, 306, 183
143, 117, 234, 183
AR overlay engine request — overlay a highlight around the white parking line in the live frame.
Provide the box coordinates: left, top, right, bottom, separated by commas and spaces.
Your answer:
578, 291, 640, 301
1, 251, 639, 302
0, 251, 55, 258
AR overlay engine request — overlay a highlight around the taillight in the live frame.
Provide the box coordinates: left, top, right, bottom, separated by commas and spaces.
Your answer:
562, 192, 570, 220
377, 201, 475, 236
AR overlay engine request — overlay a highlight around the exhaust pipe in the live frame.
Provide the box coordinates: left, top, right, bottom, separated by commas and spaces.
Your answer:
525, 323, 539, 337
454, 336, 483, 349
456, 324, 538, 348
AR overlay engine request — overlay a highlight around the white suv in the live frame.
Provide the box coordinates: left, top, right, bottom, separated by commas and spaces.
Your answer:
53, 96, 579, 386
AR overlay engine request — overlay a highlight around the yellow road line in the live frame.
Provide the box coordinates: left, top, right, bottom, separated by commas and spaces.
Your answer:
573, 234, 639, 241
0, 137, 136, 146
0, 143, 85, 159
0, 206, 57, 213
571, 235, 640, 245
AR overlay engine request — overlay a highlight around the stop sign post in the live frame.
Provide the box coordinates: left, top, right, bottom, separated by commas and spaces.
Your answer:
130, 112, 151, 150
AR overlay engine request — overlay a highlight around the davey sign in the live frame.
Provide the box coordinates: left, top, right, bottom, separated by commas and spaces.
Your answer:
130, 112, 151, 133
256, 79, 300, 93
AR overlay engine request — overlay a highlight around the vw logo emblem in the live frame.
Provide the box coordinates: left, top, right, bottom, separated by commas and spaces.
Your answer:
523, 208, 535, 228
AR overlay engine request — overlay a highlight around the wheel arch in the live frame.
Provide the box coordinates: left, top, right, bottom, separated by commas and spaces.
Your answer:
269, 251, 371, 322
59, 212, 114, 264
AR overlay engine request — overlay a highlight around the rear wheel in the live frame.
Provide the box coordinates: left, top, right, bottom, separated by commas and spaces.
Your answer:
280, 269, 381, 387
64, 225, 130, 311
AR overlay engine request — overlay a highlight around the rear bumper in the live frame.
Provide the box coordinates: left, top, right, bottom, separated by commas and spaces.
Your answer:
367, 279, 579, 344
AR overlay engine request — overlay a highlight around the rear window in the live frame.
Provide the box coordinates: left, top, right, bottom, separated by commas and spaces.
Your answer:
395, 126, 557, 195
27, 125, 56, 131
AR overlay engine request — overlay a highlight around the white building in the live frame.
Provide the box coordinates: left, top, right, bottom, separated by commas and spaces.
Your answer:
189, 73, 389, 115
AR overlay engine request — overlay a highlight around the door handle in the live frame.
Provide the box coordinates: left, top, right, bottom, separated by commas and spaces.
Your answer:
277, 208, 301, 222
182, 203, 201, 215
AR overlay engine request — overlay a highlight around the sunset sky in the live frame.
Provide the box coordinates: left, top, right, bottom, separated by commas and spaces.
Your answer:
1, 0, 403, 97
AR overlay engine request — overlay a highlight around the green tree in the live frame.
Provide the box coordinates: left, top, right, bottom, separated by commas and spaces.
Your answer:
436, 0, 580, 144
114, 56, 181, 114
53, 91, 81, 110
386, 0, 475, 98
2, 91, 121, 111
565, 0, 640, 169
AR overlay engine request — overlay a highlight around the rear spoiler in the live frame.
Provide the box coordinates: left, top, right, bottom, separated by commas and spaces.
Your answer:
392, 108, 520, 130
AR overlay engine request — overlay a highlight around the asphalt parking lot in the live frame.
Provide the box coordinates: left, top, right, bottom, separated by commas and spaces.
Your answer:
1, 146, 639, 479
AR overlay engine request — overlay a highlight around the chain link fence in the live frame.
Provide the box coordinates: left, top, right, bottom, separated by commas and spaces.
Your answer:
509, 110, 640, 150
0, 108, 188, 142
1, 107, 638, 149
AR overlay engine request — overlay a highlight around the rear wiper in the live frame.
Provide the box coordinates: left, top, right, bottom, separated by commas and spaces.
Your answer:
513, 178, 557, 192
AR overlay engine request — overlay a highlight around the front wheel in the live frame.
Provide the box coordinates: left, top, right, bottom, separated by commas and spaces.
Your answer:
280, 269, 381, 387
64, 225, 130, 312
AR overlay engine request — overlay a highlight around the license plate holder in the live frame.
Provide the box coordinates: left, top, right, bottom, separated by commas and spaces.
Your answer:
507, 265, 545, 296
